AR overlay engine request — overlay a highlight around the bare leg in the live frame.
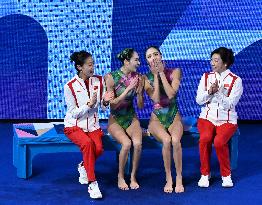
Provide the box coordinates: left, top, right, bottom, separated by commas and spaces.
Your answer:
148, 114, 173, 193
168, 113, 184, 193
108, 115, 131, 190
126, 117, 142, 189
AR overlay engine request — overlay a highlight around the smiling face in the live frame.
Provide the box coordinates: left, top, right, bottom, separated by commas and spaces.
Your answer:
77, 56, 94, 77
210, 53, 227, 74
125, 51, 140, 72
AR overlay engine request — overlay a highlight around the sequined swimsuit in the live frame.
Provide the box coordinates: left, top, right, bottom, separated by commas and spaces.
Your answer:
147, 69, 178, 129
110, 70, 139, 129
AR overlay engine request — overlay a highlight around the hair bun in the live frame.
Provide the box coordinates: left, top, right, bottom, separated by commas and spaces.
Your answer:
117, 52, 124, 61
70, 52, 79, 63
117, 48, 135, 64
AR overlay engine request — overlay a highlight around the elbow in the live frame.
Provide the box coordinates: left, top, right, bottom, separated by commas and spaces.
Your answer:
196, 93, 204, 105
196, 97, 204, 105
168, 94, 175, 100
196, 98, 200, 105
167, 91, 176, 100
152, 99, 159, 104
151, 95, 159, 104
71, 113, 78, 119
167, 88, 177, 100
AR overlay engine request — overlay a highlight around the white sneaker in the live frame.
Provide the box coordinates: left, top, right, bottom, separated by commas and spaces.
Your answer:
78, 161, 88, 184
198, 175, 211, 188
222, 175, 234, 187
88, 181, 103, 199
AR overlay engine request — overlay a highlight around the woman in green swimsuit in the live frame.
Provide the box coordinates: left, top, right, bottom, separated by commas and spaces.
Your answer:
144, 46, 184, 193
105, 48, 144, 190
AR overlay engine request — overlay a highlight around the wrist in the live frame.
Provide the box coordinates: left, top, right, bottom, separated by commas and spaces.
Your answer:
87, 102, 93, 108
137, 90, 143, 95
208, 87, 214, 95
126, 87, 132, 92
153, 73, 158, 76
159, 71, 164, 76
102, 100, 109, 106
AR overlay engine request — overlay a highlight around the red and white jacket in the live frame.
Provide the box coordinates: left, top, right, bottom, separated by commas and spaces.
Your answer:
64, 75, 106, 132
196, 69, 243, 125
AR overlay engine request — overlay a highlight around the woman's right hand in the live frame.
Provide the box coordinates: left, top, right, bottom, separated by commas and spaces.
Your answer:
88, 92, 98, 108
149, 60, 158, 75
208, 80, 219, 95
149, 59, 165, 75
126, 76, 138, 91
154, 59, 164, 73
136, 75, 145, 94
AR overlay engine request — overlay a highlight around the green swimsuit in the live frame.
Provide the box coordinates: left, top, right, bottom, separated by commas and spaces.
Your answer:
110, 70, 139, 129
147, 69, 179, 129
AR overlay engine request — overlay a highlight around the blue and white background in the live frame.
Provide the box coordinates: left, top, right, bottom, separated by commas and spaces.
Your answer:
0, 0, 261, 120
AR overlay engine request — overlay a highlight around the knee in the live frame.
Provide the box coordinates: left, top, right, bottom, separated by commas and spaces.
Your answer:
81, 140, 93, 151
172, 137, 181, 149
96, 146, 104, 157
214, 138, 226, 149
199, 135, 213, 144
162, 137, 171, 147
133, 140, 142, 150
80, 141, 96, 152
122, 139, 132, 151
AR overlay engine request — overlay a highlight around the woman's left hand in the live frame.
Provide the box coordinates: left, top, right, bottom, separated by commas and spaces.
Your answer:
154, 59, 164, 73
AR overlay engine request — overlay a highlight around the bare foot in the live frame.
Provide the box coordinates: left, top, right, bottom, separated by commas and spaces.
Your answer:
130, 177, 140, 189
175, 176, 184, 193
164, 179, 173, 193
118, 177, 129, 190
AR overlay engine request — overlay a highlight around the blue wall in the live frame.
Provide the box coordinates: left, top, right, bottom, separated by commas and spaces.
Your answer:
0, 0, 261, 120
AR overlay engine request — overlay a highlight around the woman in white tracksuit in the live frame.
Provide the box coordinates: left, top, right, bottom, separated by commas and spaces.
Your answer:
64, 50, 114, 199
196, 47, 243, 188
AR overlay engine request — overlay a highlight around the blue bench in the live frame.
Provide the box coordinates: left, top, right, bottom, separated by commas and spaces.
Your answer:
12, 117, 240, 179
12, 121, 122, 179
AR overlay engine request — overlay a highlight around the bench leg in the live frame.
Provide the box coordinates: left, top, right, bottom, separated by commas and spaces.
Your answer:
229, 134, 238, 170
17, 145, 33, 179
13, 136, 18, 168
